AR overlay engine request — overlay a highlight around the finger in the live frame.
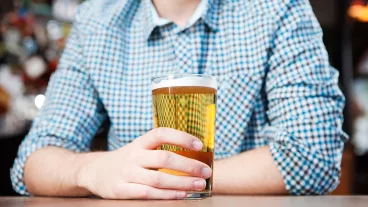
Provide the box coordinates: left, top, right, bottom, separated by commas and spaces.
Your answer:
141, 150, 212, 179
130, 168, 206, 191
113, 183, 187, 200
134, 127, 203, 151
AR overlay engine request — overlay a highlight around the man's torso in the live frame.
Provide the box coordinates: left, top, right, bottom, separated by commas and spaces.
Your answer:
76, 0, 287, 159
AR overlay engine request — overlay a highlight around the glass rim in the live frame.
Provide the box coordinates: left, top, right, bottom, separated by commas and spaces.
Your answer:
151, 74, 216, 83
151, 74, 217, 90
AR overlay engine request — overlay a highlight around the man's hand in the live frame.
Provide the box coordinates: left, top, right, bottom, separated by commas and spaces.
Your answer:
24, 128, 211, 199
78, 127, 212, 199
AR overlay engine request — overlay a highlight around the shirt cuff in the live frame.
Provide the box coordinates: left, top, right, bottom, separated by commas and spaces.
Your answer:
264, 126, 344, 195
10, 135, 88, 195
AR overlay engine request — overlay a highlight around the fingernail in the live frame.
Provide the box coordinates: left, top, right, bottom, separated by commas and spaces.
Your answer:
194, 180, 206, 190
201, 167, 212, 178
192, 140, 203, 150
176, 191, 187, 199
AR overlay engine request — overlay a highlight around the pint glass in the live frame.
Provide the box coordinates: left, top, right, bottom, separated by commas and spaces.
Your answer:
151, 74, 217, 198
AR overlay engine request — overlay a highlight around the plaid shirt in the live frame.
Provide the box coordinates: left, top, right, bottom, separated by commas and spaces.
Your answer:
11, 0, 347, 195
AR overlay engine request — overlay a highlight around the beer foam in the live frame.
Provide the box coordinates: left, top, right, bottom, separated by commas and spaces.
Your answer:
152, 77, 217, 90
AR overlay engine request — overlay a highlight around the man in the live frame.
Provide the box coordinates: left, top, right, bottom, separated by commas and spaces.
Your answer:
11, 0, 347, 199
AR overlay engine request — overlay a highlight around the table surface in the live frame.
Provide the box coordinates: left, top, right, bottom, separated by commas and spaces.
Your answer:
1, 196, 368, 207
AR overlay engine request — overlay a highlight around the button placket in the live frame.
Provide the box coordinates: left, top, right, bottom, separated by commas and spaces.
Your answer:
173, 30, 195, 74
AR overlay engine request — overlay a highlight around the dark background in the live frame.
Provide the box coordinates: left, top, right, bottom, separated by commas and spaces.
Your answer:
1, 0, 368, 196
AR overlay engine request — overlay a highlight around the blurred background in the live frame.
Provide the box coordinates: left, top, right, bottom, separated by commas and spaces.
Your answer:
0, 0, 367, 196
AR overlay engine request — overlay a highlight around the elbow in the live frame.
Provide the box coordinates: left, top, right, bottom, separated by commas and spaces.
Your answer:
270, 142, 342, 195
287, 162, 341, 195
11, 147, 51, 196
310, 164, 341, 195
10, 158, 30, 196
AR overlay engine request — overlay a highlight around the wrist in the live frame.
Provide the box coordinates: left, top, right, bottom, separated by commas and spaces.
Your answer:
73, 152, 105, 195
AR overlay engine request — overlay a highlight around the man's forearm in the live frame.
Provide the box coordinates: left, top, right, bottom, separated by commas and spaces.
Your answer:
24, 147, 100, 197
25, 145, 287, 196
213, 146, 288, 195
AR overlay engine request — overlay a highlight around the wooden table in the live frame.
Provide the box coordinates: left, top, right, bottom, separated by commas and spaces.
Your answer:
1, 196, 368, 207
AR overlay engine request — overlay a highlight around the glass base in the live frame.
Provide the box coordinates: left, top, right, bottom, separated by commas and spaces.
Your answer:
185, 191, 212, 199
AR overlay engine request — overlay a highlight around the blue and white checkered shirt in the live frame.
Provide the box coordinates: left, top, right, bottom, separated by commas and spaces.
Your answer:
11, 0, 348, 195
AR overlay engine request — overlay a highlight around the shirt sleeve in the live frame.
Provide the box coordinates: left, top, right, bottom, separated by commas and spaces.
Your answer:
10, 3, 106, 195
265, 0, 348, 195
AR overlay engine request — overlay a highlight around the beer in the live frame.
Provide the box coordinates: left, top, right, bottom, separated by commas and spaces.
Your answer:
151, 75, 216, 198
